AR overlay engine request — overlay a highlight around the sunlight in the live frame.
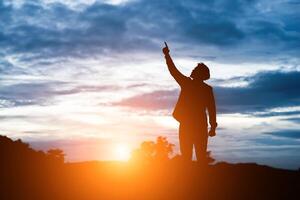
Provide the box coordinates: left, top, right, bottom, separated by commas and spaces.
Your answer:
114, 143, 131, 161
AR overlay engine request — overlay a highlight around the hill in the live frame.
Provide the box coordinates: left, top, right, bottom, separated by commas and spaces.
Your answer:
0, 135, 299, 200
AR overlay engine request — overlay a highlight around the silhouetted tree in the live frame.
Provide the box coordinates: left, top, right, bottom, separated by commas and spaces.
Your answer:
0, 135, 65, 166
131, 136, 174, 163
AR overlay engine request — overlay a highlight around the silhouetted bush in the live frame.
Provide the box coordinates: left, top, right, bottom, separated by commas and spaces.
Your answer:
47, 149, 65, 164
206, 151, 215, 164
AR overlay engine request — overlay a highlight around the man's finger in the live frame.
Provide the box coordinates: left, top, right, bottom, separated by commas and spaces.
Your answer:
164, 41, 168, 49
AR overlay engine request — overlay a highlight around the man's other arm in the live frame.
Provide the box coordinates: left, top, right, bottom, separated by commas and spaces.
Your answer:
208, 87, 217, 136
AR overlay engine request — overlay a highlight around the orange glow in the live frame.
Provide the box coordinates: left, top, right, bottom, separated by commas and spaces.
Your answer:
114, 143, 131, 161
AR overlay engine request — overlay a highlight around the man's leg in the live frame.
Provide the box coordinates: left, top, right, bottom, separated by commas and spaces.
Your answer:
194, 127, 208, 164
179, 123, 193, 161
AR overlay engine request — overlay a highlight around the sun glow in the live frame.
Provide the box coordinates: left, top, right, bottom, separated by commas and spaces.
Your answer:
114, 143, 131, 161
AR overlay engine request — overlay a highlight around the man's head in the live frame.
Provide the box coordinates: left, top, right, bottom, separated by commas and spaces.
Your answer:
190, 63, 210, 81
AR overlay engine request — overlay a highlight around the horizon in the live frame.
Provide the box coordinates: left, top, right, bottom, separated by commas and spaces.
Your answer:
0, 0, 300, 169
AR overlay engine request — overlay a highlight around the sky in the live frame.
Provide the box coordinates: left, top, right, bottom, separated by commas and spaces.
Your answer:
0, 0, 300, 169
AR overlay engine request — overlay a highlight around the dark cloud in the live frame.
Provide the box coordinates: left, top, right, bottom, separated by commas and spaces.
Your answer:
0, 0, 299, 63
264, 130, 300, 139
216, 70, 300, 113
253, 111, 300, 117
283, 117, 300, 123
252, 136, 300, 146
114, 70, 300, 114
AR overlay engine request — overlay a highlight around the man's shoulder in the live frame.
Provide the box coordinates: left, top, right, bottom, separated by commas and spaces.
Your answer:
202, 82, 213, 90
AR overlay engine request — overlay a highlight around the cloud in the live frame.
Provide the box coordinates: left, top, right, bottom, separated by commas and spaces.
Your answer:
0, 0, 299, 65
0, 81, 120, 107
0, 82, 58, 107
113, 89, 178, 110
113, 70, 300, 114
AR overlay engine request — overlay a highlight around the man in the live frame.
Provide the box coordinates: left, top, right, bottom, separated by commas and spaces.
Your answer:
162, 42, 217, 162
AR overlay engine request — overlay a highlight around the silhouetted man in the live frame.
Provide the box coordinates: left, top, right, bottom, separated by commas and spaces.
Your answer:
162, 42, 217, 162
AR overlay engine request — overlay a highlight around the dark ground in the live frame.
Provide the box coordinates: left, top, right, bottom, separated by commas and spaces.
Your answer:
1, 160, 299, 200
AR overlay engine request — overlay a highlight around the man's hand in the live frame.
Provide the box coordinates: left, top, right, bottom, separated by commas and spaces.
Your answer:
208, 128, 216, 137
162, 41, 170, 55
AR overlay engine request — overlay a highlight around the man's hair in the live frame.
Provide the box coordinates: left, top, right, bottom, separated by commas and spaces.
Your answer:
194, 63, 210, 80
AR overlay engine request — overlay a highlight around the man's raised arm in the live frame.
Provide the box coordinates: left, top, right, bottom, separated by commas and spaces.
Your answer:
162, 42, 187, 86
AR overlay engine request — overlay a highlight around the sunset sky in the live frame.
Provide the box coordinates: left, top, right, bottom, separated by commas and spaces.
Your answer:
0, 0, 300, 169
